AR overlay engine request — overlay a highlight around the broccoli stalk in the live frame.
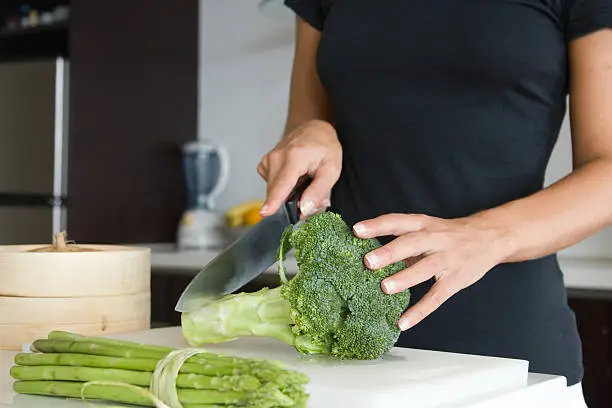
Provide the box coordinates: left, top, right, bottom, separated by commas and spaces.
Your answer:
181, 212, 411, 360
180, 286, 329, 355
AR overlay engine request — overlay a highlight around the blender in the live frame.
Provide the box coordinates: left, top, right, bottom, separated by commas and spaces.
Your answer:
177, 140, 230, 249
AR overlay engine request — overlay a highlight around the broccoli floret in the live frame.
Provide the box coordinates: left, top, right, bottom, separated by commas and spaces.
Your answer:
181, 211, 411, 360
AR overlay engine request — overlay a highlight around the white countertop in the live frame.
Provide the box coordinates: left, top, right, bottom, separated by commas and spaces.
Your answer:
0, 326, 580, 408
143, 243, 612, 291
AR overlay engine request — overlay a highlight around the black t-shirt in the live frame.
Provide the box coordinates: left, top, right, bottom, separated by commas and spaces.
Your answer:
284, 0, 612, 386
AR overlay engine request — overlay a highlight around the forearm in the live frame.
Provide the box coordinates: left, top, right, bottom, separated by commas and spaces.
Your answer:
284, 85, 331, 136
470, 158, 612, 263
284, 60, 331, 135
282, 17, 331, 136
284, 62, 331, 134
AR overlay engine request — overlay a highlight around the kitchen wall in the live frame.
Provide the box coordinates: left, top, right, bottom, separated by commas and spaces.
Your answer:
198, 0, 611, 259
198, 0, 294, 209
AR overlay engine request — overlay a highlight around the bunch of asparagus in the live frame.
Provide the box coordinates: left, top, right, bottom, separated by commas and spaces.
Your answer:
10, 330, 310, 408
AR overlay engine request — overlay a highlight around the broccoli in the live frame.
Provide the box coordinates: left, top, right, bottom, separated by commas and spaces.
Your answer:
181, 211, 411, 360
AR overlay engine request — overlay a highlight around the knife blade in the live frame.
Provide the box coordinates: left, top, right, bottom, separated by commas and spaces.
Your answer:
174, 177, 311, 313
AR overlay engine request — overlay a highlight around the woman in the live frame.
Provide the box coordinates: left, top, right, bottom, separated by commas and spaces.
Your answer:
257, 0, 611, 404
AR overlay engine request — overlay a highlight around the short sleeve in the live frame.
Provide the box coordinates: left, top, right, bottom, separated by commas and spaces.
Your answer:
565, 0, 612, 41
284, 0, 327, 31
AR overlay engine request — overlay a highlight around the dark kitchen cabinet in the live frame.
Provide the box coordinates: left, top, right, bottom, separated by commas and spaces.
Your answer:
66, 0, 199, 243
568, 291, 612, 408
0, 0, 199, 243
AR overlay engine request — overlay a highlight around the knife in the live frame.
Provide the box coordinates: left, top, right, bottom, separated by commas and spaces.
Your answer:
174, 176, 312, 313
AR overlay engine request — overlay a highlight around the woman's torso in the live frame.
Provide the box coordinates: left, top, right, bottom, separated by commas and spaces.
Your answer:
312, 0, 583, 385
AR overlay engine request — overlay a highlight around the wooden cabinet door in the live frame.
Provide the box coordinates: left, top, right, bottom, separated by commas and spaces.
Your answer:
569, 295, 612, 408
67, 0, 199, 243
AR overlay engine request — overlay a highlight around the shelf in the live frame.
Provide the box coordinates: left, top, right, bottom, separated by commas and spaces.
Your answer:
0, 21, 67, 39
0, 21, 68, 62
0, 0, 71, 62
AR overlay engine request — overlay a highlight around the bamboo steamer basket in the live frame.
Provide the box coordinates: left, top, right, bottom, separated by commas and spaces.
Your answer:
0, 293, 151, 350
0, 232, 151, 350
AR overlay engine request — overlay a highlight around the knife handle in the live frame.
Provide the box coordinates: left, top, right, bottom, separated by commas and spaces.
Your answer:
286, 175, 312, 203
284, 175, 313, 224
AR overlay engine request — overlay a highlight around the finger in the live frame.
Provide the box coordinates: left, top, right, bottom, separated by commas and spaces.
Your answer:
397, 280, 454, 331
304, 193, 332, 219
299, 162, 340, 216
364, 232, 436, 270
380, 254, 446, 294
303, 194, 332, 219
321, 192, 331, 208
353, 214, 431, 239
257, 161, 268, 181
261, 160, 308, 216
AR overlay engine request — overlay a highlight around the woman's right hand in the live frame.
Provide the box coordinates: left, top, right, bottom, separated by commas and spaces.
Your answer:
257, 119, 342, 218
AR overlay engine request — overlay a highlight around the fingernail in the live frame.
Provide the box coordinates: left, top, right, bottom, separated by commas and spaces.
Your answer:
365, 252, 379, 268
300, 200, 315, 216
259, 205, 269, 215
322, 199, 331, 207
398, 318, 411, 331
353, 223, 366, 235
381, 278, 396, 293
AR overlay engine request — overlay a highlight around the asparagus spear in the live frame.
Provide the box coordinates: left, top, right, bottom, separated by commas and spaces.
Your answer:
13, 352, 308, 405
32, 339, 164, 360
47, 330, 176, 355
15, 352, 248, 377
13, 380, 267, 407
14, 331, 310, 407
45, 331, 262, 366
14, 380, 155, 406
31, 339, 309, 386
10, 365, 260, 391
15, 352, 158, 371
46, 331, 294, 372
33, 338, 273, 369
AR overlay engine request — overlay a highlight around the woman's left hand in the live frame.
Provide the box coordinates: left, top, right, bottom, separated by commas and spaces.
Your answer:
352, 213, 514, 331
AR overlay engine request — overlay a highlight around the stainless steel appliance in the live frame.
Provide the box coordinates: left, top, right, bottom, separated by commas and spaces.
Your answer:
0, 57, 69, 244
176, 139, 230, 250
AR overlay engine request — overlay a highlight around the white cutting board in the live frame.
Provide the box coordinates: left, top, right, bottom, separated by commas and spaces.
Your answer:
108, 327, 529, 408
